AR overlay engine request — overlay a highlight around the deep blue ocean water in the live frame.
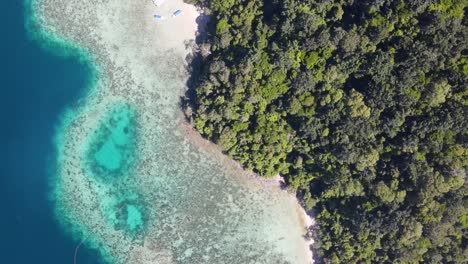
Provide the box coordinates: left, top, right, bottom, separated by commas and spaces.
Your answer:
0, 1, 100, 263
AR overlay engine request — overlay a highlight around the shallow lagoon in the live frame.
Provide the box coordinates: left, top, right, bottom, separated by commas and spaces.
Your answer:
31, 0, 313, 263
87, 103, 136, 182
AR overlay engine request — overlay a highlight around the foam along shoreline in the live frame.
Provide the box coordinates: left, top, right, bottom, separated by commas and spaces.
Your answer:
34, 0, 314, 263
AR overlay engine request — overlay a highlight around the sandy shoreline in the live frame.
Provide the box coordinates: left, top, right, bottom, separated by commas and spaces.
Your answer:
179, 120, 315, 262
33, 0, 315, 263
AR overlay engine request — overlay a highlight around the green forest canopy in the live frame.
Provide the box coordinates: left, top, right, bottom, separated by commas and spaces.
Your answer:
184, 0, 467, 263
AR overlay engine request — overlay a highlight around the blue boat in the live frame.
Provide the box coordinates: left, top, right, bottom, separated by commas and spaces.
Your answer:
154, 15, 164, 20
172, 10, 183, 17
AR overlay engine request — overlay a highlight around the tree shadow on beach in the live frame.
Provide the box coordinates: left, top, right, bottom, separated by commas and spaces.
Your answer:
180, 11, 211, 124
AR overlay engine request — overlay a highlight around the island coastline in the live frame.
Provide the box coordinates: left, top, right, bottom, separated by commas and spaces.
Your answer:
31, 0, 316, 263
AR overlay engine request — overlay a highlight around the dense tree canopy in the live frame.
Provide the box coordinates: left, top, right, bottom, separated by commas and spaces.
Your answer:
185, 0, 467, 263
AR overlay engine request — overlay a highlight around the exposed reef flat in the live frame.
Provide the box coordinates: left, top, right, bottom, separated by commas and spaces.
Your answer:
32, 0, 313, 263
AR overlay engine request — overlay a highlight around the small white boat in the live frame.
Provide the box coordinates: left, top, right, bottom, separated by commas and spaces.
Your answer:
154, 15, 165, 20
152, 0, 166, 7
172, 10, 183, 18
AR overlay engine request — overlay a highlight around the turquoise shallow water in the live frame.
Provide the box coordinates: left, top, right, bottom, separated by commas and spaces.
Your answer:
87, 103, 136, 182
0, 1, 100, 263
